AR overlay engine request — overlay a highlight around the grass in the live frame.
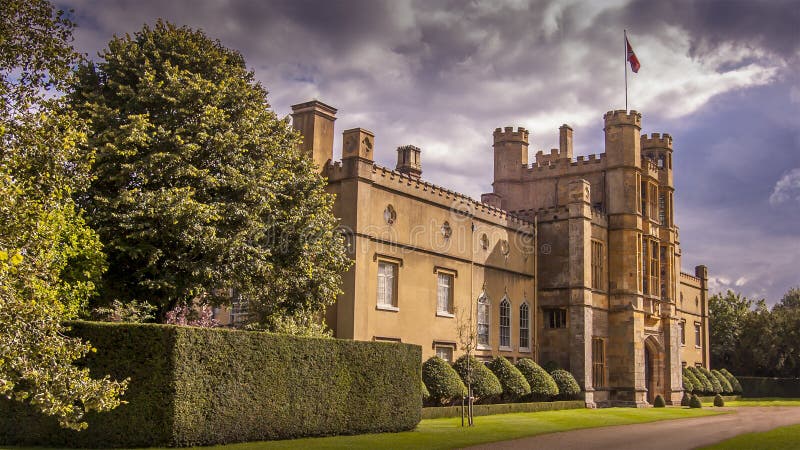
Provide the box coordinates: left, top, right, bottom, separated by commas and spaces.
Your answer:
193, 408, 722, 450
701, 423, 800, 450
722, 397, 800, 407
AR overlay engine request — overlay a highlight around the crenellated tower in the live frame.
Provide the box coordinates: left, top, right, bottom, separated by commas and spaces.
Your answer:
493, 126, 529, 182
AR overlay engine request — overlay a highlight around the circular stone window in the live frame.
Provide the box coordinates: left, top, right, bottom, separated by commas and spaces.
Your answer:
480, 233, 489, 250
383, 205, 396, 225
500, 239, 510, 256
441, 221, 452, 239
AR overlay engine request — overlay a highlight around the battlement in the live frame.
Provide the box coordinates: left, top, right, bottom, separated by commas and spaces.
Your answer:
493, 126, 529, 144
641, 133, 673, 150
527, 152, 606, 171
603, 110, 642, 127
328, 161, 536, 231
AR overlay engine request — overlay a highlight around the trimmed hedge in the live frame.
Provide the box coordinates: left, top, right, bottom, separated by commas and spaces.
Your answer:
739, 376, 800, 398
711, 370, 734, 394
550, 369, 581, 400
515, 358, 559, 401
713, 393, 725, 407
698, 367, 723, 394
683, 368, 702, 394
682, 374, 695, 393
689, 394, 702, 408
688, 366, 714, 394
487, 357, 531, 400
421, 400, 584, 419
653, 394, 666, 407
0, 322, 422, 448
681, 392, 691, 406
720, 369, 743, 394
422, 356, 467, 405
452, 355, 502, 401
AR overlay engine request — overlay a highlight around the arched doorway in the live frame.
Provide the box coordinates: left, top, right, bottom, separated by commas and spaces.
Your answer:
643, 336, 665, 404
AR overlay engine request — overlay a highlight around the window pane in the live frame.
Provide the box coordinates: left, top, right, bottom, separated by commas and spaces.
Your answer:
500, 300, 510, 347
519, 303, 529, 349
478, 296, 489, 346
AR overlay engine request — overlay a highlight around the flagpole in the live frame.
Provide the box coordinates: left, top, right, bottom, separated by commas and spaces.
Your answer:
624, 29, 628, 111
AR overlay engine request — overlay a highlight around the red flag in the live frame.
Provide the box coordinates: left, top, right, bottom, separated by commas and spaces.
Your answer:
626, 37, 641, 73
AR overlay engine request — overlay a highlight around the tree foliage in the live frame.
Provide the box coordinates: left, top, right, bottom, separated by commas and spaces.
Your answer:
0, 0, 126, 429
69, 21, 350, 328
710, 289, 800, 377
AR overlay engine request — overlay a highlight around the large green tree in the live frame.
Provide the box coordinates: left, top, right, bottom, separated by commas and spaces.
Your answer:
709, 290, 753, 370
70, 21, 350, 329
0, 0, 126, 429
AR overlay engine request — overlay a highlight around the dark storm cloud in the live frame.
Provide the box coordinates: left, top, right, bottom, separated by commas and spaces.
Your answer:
624, 0, 800, 58
60, 0, 799, 303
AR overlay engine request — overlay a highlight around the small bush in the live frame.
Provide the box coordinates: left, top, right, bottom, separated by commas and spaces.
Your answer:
515, 359, 559, 401
452, 355, 502, 402
689, 394, 703, 408
698, 367, 723, 394
720, 368, 743, 394
550, 369, 581, 400
682, 374, 695, 393
422, 357, 467, 405
421, 380, 430, 401
653, 394, 666, 407
487, 357, 531, 400
688, 366, 714, 394
714, 393, 725, 407
681, 392, 691, 406
542, 361, 561, 373
683, 368, 703, 394
711, 370, 734, 394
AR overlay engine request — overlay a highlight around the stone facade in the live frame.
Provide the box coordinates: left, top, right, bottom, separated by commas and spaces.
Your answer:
290, 100, 709, 407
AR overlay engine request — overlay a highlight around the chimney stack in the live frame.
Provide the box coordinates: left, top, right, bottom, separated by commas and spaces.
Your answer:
396, 145, 422, 178
559, 124, 573, 159
291, 100, 337, 171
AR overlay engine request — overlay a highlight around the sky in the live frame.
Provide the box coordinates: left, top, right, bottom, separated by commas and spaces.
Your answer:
59, 0, 800, 304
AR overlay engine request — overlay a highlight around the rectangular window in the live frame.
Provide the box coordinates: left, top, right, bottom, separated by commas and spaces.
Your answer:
640, 180, 647, 217
477, 295, 490, 349
591, 240, 604, 290
545, 308, 567, 329
377, 261, 398, 309
637, 233, 643, 292
592, 338, 606, 388
695, 323, 702, 347
679, 321, 686, 346
642, 235, 649, 294
658, 193, 666, 225
229, 290, 248, 325
649, 184, 658, 222
660, 245, 668, 299
499, 300, 511, 349
519, 303, 530, 351
649, 241, 659, 297
436, 272, 454, 315
636, 173, 642, 213
435, 346, 453, 363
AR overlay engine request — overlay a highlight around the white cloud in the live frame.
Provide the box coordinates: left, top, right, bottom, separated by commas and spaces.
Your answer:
769, 168, 800, 206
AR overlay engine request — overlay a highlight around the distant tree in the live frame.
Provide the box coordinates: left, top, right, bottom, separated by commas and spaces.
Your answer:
0, 0, 126, 429
776, 287, 800, 310
709, 290, 753, 370
69, 21, 350, 330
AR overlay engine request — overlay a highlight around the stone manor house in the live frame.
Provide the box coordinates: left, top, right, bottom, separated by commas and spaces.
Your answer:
260, 99, 709, 407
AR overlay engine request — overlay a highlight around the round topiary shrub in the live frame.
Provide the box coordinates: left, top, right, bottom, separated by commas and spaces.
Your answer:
422, 356, 467, 405
683, 367, 703, 394
681, 392, 691, 407
714, 393, 725, 407
712, 369, 733, 394
653, 394, 666, 407
720, 368, 743, 394
452, 355, 503, 402
550, 369, 582, 400
698, 367, 723, 394
487, 357, 531, 400
516, 358, 559, 401
689, 394, 703, 409
688, 366, 714, 394
682, 374, 695, 394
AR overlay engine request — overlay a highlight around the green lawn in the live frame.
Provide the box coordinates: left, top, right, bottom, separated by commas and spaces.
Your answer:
196, 408, 721, 450
722, 398, 800, 407
701, 423, 800, 450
